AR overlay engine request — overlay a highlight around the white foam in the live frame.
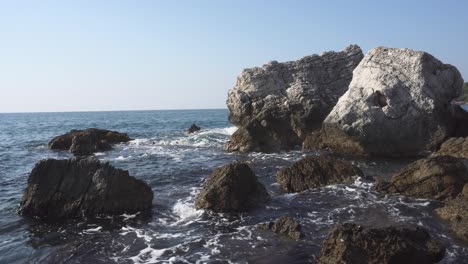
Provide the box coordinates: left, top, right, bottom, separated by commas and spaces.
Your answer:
171, 199, 204, 226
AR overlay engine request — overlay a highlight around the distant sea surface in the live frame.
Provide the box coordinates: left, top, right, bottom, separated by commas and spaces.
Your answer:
0, 109, 467, 263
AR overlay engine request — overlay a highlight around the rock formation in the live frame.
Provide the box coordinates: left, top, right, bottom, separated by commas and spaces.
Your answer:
435, 184, 468, 242
187, 124, 201, 133
225, 45, 364, 152
18, 157, 153, 219
276, 155, 363, 193
308, 47, 464, 157
375, 156, 468, 201
316, 223, 445, 264
436, 137, 468, 158
195, 162, 269, 213
258, 215, 303, 240
48, 128, 130, 156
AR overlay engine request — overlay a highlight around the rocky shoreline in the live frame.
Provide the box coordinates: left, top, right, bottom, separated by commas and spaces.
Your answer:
16, 45, 468, 263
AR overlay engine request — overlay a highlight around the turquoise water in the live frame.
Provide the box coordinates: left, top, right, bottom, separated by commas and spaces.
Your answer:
0, 109, 466, 263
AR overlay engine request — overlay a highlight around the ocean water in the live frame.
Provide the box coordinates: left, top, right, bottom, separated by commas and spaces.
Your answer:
0, 109, 467, 264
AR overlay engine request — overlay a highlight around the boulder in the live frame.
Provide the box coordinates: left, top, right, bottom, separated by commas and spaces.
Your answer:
225, 45, 364, 153
276, 155, 363, 193
18, 157, 153, 219
48, 128, 130, 156
258, 215, 303, 240
435, 184, 468, 242
187, 124, 201, 133
436, 137, 468, 158
375, 156, 468, 201
312, 47, 464, 157
194, 162, 269, 213
316, 223, 445, 264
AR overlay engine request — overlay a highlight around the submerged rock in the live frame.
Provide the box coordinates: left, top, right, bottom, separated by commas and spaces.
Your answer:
225, 45, 364, 153
436, 137, 468, 158
187, 124, 201, 133
276, 155, 363, 193
48, 128, 130, 156
195, 162, 269, 213
258, 215, 303, 240
375, 156, 468, 201
435, 184, 468, 241
312, 47, 464, 157
18, 157, 153, 219
316, 223, 445, 264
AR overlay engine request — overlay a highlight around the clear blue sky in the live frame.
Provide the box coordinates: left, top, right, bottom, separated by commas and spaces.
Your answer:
0, 0, 467, 113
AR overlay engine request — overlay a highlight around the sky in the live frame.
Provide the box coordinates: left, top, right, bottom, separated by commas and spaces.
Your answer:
0, 0, 467, 113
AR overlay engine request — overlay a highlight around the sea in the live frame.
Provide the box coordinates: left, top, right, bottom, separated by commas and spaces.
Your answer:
0, 109, 467, 264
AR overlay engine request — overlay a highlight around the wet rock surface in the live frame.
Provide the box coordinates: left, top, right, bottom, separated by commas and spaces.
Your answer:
276, 155, 363, 193
225, 45, 363, 153
258, 215, 303, 240
375, 156, 468, 201
435, 184, 468, 242
48, 128, 130, 156
436, 137, 468, 158
195, 162, 269, 213
18, 157, 153, 220
316, 223, 445, 264
187, 124, 201, 133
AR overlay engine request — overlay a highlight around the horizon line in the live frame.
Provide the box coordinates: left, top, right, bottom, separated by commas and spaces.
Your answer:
0, 107, 228, 114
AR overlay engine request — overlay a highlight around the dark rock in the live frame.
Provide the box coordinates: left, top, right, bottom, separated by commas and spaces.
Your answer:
375, 156, 468, 201
194, 162, 269, 213
435, 183, 468, 242
225, 45, 364, 153
48, 128, 130, 156
18, 157, 153, 220
436, 137, 468, 158
276, 155, 363, 193
187, 124, 201, 133
318, 47, 464, 157
316, 223, 445, 264
258, 215, 303, 240
450, 105, 468, 137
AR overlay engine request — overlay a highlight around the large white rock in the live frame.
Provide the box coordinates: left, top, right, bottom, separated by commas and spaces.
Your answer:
225, 45, 364, 152
315, 47, 464, 156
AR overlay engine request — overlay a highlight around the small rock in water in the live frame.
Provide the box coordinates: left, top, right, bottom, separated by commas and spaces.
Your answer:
316, 223, 445, 264
18, 157, 153, 220
48, 128, 130, 156
375, 156, 468, 201
187, 123, 201, 133
258, 215, 303, 240
195, 161, 269, 213
276, 155, 363, 193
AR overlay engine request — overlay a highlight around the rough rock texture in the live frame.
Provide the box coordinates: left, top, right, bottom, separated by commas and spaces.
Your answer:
316, 223, 445, 264
18, 157, 153, 219
435, 184, 468, 241
195, 162, 269, 213
187, 124, 201, 133
258, 216, 303, 240
276, 155, 363, 193
48, 128, 130, 156
436, 137, 468, 158
375, 156, 468, 201
225, 45, 364, 153
313, 47, 464, 157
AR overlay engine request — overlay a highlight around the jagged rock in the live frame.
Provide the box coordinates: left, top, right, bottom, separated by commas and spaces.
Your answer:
435, 184, 468, 241
195, 162, 269, 213
313, 47, 464, 157
436, 137, 468, 158
48, 128, 130, 156
187, 124, 201, 133
258, 216, 303, 240
375, 156, 468, 201
276, 155, 363, 193
225, 45, 364, 153
18, 157, 153, 219
316, 223, 445, 264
